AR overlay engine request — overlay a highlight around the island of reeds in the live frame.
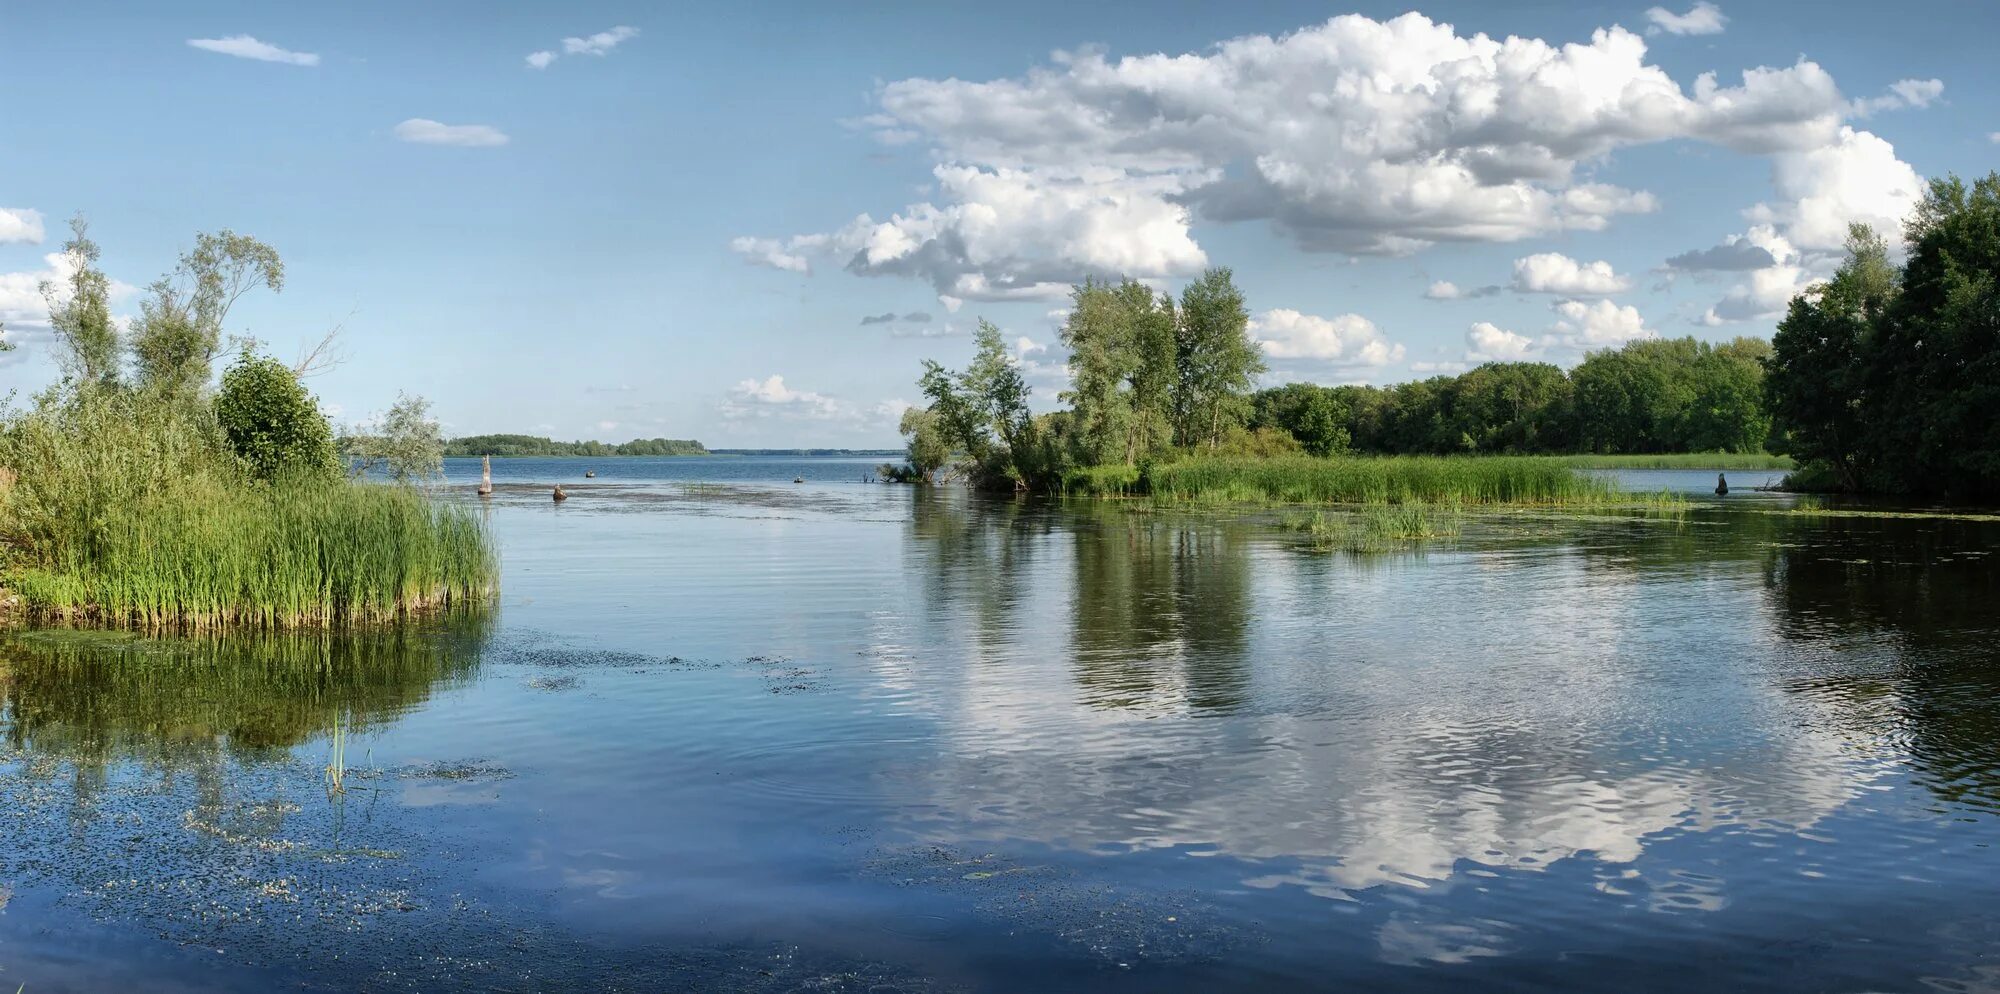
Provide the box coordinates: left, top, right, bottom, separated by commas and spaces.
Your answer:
883, 175, 2000, 505
0, 218, 496, 629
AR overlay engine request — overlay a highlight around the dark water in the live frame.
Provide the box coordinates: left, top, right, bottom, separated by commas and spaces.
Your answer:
4, 459, 2000, 992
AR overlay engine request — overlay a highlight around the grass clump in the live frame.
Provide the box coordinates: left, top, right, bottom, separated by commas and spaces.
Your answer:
1284, 501, 1464, 553
1144, 455, 1622, 506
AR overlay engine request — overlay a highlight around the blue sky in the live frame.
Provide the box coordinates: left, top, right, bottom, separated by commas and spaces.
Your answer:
2, 1, 1994, 446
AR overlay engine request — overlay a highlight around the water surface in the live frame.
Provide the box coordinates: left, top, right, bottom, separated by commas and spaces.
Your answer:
3, 458, 1998, 991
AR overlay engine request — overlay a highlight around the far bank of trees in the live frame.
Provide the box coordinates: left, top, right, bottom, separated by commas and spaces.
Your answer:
1250, 337, 1771, 458
893, 269, 1775, 491
443, 434, 708, 457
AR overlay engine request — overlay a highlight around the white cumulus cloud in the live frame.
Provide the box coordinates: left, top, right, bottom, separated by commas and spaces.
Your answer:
734, 10, 1918, 306
1748, 126, 1923, 251
394, 119, 510, 147
1511, 253, 1632, 295
0, 208, 45, 244
1251, 309, 1405, 366
1551, 299, 1655, 346
722, 374, 845, 421
1466, 322, 1537, 361
729, 236, 812, 274
186, 35, 319, 66
1852, 78, 1945, 117
1645, 3, 1727, 36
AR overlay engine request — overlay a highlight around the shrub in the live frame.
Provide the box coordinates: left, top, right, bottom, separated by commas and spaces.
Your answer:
215, 351, 340, 482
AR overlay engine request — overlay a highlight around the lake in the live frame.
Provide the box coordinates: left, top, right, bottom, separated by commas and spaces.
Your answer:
3, 456, 1998, 992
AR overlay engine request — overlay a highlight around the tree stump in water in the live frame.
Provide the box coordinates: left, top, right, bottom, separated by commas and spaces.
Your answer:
1715, 473, 1729, 496
553, 484, 568, 502
478, 455, 493, 497
585, 470, 596, 478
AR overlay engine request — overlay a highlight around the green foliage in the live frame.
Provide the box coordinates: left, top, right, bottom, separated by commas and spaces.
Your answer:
0, 221, 496, 628
130, 229, 284, 398
1285, 502, 1464, 553
1766, 174, 2000, 497
7, 478, 495, 629
895, 406, 951, 481
442, 434, 708, 457
1250, 383, 1351, 456
1142, 455, 1622, 506
343, 393, 445, 483
1174, 268, 1266, 449
214, 351, 341, 482
42, 216, 121, 387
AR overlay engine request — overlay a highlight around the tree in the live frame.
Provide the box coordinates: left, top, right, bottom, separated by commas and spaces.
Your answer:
912, 320, 1036, 488
41, 216, 120, 388
1173, 268, 1265, 448
344, 393, 445, 483
896, 407, 951, 482
1250, 383, 1350, 456
131, 230, 284, 399
214, 349, 340, 482
1765, 224, 1896, 489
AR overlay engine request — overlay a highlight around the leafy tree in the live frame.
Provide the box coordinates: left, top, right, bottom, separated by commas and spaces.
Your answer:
41, 216, 120, 388
896, 406, 950, 481
1173, 268, 1265, 449
344, 393, 445, 483
1766, 225, 1897, 490
1250, 383, 1350, 456
214, 350, 339, 482
131, 230, 284, 398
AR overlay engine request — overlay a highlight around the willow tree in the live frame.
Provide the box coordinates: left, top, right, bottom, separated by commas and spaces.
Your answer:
131, 230, 285, 400
40, 216, 120, 388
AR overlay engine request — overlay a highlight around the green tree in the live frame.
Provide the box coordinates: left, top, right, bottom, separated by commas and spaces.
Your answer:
214, 350, 339, 482
1766, 224, 1895, 488
41, 216, 121, 388
896, 406, 950, 482
131, 230, 284, 399
1173, 268, 1265, 449
344, 393, 445, 483
1249, 383, 1350, 456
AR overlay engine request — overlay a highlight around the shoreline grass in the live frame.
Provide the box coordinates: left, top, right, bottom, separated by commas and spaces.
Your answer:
1562, 452, 1793, 470
3, 480, 496, 630
1139, 455, 1631, 507
1284, 501, 1465, 553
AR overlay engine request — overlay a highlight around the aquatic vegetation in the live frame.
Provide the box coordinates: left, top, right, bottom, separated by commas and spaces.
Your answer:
3, 477, 496, 629
1283, 501, 1464, 553
1562, 452, 1794, 470
1142, 455, 1623, 506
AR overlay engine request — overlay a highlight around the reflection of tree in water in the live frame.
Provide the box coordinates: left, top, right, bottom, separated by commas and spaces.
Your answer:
1069, 508, 1252, 714
1, 621, 487, 765
1760, 515, 2000, 811
907, 490, 1053, 641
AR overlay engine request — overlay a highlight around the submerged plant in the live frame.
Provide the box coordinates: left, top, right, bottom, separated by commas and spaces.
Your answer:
1284, 500, 1464, 553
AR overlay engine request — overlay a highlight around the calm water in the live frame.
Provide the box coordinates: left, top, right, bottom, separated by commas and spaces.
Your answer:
3, 457, 1999, 992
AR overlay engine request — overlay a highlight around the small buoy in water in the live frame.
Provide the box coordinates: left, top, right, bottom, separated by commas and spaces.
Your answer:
1715, 473, 1729, 496
584, 470, 596, 478
553, 484, 568, 502
794, 476, 805, 484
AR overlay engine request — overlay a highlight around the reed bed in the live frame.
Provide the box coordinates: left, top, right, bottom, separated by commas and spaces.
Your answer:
1285, 501, 1465, 553
4, 479, 495, 630
1552, 452, 1792, 470
1141, 455, 1627, 506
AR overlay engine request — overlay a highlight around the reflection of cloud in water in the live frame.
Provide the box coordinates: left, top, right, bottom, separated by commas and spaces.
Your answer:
888, 525, 1882, 913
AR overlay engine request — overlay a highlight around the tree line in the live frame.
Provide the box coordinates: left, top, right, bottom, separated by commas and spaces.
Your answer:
443, 434, 708, 457
893, 268, 1778, 490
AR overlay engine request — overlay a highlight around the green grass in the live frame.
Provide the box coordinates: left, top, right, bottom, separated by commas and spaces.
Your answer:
1284, 501, 1465, 553
1561, 452, 1793, 470
1141, 455, 1628, 506
4, 479, 496, 630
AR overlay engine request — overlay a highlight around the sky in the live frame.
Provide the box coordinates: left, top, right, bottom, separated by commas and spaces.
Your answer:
1, 1, 1995, 447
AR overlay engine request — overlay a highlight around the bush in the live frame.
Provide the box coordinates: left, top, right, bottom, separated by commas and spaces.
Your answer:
215, 352, 340, 482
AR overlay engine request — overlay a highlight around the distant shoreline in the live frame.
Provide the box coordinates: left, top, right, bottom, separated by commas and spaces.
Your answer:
443, 449, 902, 458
